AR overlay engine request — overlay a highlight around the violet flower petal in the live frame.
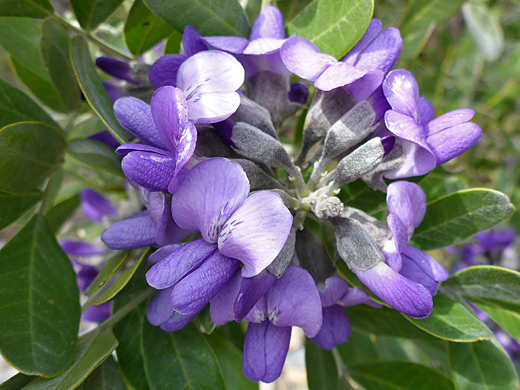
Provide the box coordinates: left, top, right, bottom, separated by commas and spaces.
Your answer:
417, 97, 434, 123
341, 19, 383, 65
169, 121, 197, 192
234, 270, 277, 321
182, 25, 207, 56
160, 310, 200, 332
399, 257, 438, 296
149, 54, 186, 89
148, 244, 181, 265
210, 272, 242, 325
80, 188, 117, 223
426, 122, 482, 165
402, 246, 449, 282
201, 36, 249, 54
121, 151, 175, 192
338, 287, 373, 306
353, 28, 402, 74
311, 305, 351, 350
250, 6, 285, 40
383, 69, 420, 119
96, 56, 136, 83
101, 211, 157, 249
243, 39, 286, 55
83, 302, 111, 323
171, 158, 249, 243
314, 61, 367, 91
116, 143, 168, 157
147, 286, 175, 326
146, 192, 192, 245
186, 92, 242, 124
61, 240, 105, 257
319, 276, 350, 308
218, 191, 293, 277
425, 109, 475, 136
387, 180, 426, 229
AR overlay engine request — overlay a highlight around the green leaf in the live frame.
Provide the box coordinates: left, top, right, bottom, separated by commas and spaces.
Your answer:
287, 0, 374, 59
80, 356, 126, 390
473, 300, 520, 341
349, 361, 455, 390
143, 0, 250, 37
0, 122, 65, 193
44, 194, 81, 233
0, 215, 80, 376
124, 0, 173, 56
403, 292, 493, 342
340, 180, 387, 216
69, 0, 125, 31
305, 338, 340, 390
399, 0, 465, 59
114, 303, 226, 390
22, 328, 118, 390
0, 0, 53, 18
412, 189, 515, 250
164, 31, 182, 54
0, 79, 58, 129
0, 191, 42, 230
207, 331, 258, 390
443, 266, 520, 309
40, 17, 82, 112
85, 251, 131, 296
0, 373, 35, 389
66, 138, 123, 177
90, 250, 149, 305
462, 3, 504, 62
336, 330, 378, 367
449, 339, 520, 390
70, 35, 130, 144
277, 0, 313, 23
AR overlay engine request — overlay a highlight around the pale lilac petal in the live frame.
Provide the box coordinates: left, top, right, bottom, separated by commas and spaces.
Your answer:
121, 151, 175, 192
171, 251, 240, 315
243, 321, 291, 383
353, 28, 402, 74
114, 97, 165, 148
218, 191, 293, 277
424, 109, 474, 136
242, 295, 268, 324
96, 56, 136, 83
150, 86, 189, 151
353, 261, 433, 318
210, 272, 242, 325
160, 310, 200, 332
319, 276, 350, 308
170, 122, 197, 192
385, 110, 427, 147
243, 38, 286, 55
417, 97, 434, 123
182, 25, 206, 56
201, 36, 249, 54
385, 140, 437, 179
366, 86, 391, 123
399, 257, 438, 296
383, 69, 420, 118
265, 266, 322, 337
145, 238, 217, 289
341, 19, 382, 65
314, 61, 367, 91
386, 213, 408, 255
234, 270, 277, 321
172, 158, 249, 243
116, 143, 168, 157
347, 72, 385, 102
311, 306, 351, 350
101, 211, 157, 249
250, 6, 285, 40
387, 181, 426, 229
60, 240, 104, 257
147, 287, 174, 326
148, 54, 186, 89
280, 37, 336, 82
338, 287, 372, 306
148, 244, 181, 265
146, 192, 193, 245
426, 122, 482, 165
402, 246, 449, 282
186, 92, 241, 124
83, 303, 111, 323
80, 188, 117, 223
381, 238, 402, 271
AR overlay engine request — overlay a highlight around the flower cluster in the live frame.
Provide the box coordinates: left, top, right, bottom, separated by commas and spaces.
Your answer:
101, 5, 482, 383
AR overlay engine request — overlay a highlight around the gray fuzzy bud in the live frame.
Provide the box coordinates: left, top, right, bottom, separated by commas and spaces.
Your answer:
231, 95, 278, 139
341, 207, 390, 248
331, 217, 383, 271
195, 125, 236, 158
231, 159, 281, 190
295, 227, 336, 284
362, 143, 405, 192
267, 228, 296, 277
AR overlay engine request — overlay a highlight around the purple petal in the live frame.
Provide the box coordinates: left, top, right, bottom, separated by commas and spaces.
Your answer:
210, 272, 242, 325
171, 158, 249, 243
387, 181, 426, 229
169, 121, 197, 192
314, 61, 367, 91
280, 37, 336, 82
424, 109, 474, 136
60, 240, 105, 257
171, 251, 240, 315
347, 72, 385, 102
288, 82, 309, 104
250, 6, 285, 40
150, 86, 189, 152
353, 261, 433, 318
417, 97, 434, 123
366, 86, 391, 123
80, 189, 117, 223
385, 139, 437, 179
145, 238, 217, 289
114, 97, 163, 147
234, 270, 277, 321
88, 131, 120, 150
160, 310, 200, 332
218, 191, 293, 277
148, 54, 186, 89
146, 192, 193, 245
83, 302, 111, 323
243, 321, 291, 383
311, 306, 351, 350
319, 276, 350, 308
399, 257, 438, 296
148, 244, 181, 265
186, 92, 242, 124
341, 19, 383, 65
338, 287, 373, 306
147, 287, 174, 326
265, 266, 322, 337
426, 122, 482, 165
96, 56, 136, 83
402, 246, 449, 282
116, 143, 168, 157
75, 264, 99, 291
102, 81, 126, 104
101, 211, 157, 249
386, 212, 408, 256
201, 36, 249, 54
243, 38, 286, 55
383, 69, 420, 119
121, 151, 175, 192
182, 25, 206, 57
352, 28, 402, 74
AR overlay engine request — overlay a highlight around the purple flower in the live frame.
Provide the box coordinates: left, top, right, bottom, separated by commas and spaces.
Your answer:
210, 266, 322, 383
96, 56, 138, 84
280, 19, 401, 92
80, 189, 117, 224
145, 158, 293, 319
382, 69, 482, 178
352, 181, 449, 318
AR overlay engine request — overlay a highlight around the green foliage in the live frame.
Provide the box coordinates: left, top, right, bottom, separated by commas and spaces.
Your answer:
66, 138, 123, 177
0, 0, 53, 19
305, 339, 341, 390
0, 191, 42, 230
69, 0, 125, 31
287, 0, 374, 58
